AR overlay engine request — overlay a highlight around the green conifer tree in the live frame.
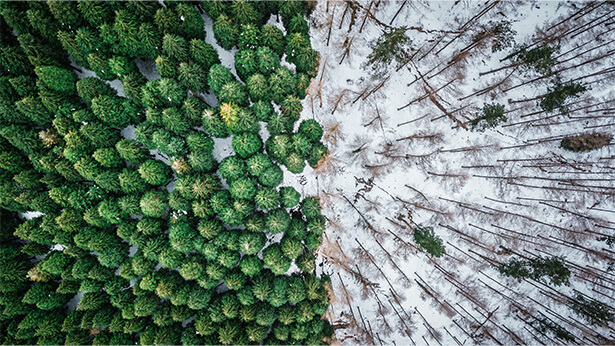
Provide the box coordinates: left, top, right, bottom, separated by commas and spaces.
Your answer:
229, 177, 257, 200
162, 34, 189, 63
137, 22, 163, 61
262, 244, 291, 275
269, 67, 297, 105
255, 187, 280, 210
188, 42, 220, 80
413, 225, 446, 258
307, 142, 328, 168
208, 64, 235, 96
139, 160, 172, 186
234, 50, 258, 82
140, 190, 168, 218
258, 164, 284, 188
281, 235, 303, 260
76, 77, 116, 106
216, 81, 246, 107
232, 132, 262, 159
213, 14, 239, 50
176, 3, 205, 40
91, 95, 139, 128
261, 25, 285, 57
284, 152, 306, 174
178, 62, 208, 93
95, 171, 123, 193
256, 46, 280, 75
298, 119, 323, 143
247, 74, 270, 102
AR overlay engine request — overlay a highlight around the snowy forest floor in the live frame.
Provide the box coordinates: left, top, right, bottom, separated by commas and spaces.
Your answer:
304, 1, 615, 344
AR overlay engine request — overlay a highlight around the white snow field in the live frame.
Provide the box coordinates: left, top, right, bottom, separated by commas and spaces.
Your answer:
305, 1, 615, 344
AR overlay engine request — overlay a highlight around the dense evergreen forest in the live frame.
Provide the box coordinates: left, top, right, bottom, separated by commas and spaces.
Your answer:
0, 1, 333, 344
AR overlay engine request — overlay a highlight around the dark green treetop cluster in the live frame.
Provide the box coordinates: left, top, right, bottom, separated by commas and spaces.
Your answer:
498, 255, 571, 286
0, 1, 332, 345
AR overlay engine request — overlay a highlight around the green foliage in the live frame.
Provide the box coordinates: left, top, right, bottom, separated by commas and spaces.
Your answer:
118, 168, 148, 194
540, 78, 587, 115
0, 3, 331, 344
512, 44, 558, 75
259, 164, 284, 188
567, 294, 615, 326
239, 24, 260, 50
155, 55, 177, 79
229, 177, 258, 200
231, 1, 262, 25
93, 147, 123, 168
208, 64, 235, 96
0, 124, 42, 153
281, 235, 303, 260
263, 244, 292, 275
285, 152, 306, 173
530, 316, 575, 342
139, 160, 172, 186
91, 95, 139, 128
266, 135, 292, 162
15, 95, 54, 125
366, 27, 413, 75
140, 190, 168, 218
472, 20, 516, 53
178, 62, 208, 92
175, 3, 205, 40
245, 153, 271, 177
266, 208, 291, 234
76, 77, 116, 106
182, 97, 207, 126
116, 139, 149, 164
261, 25, 285, 57
269, 275, 289, 307
413, 225, 445, 257
470, 103, 507, 131
298, 119, 323, 143
297, 251, 316, 273
34, 65, 76, 95
307, 142, 328, 168
217, 155, 246, 183
294, 46, 319, 76
281, 96, 303, 122
232, 132, 263, 159
288, 218, 309, 240
247, 74, 270, 103
219, 81, 249, 106
280, 186, 301, 208
202, 108, 229, 138
109, 56, 139, 79
235, 49, 258, 82
238, 255, 263, 277
269, 67, 297, 104
301, 196, 321, 219
213, 14, 239, 50
80, 121, 120, 148
87, 53, 115, 80
255, 302, 277, 326
224, 269, 247, 290
190, 39, 220, 70
498, 255, 570, 286
94, 171, 122, 193
308, 215, 326, 236
288, 14, 309, 37
255, 187, 280, 211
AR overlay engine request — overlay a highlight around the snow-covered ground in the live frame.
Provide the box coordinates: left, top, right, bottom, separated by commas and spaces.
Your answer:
307, 1, 615, 344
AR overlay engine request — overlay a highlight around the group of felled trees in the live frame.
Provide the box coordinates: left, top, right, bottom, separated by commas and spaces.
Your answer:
0, 1, 332, 345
